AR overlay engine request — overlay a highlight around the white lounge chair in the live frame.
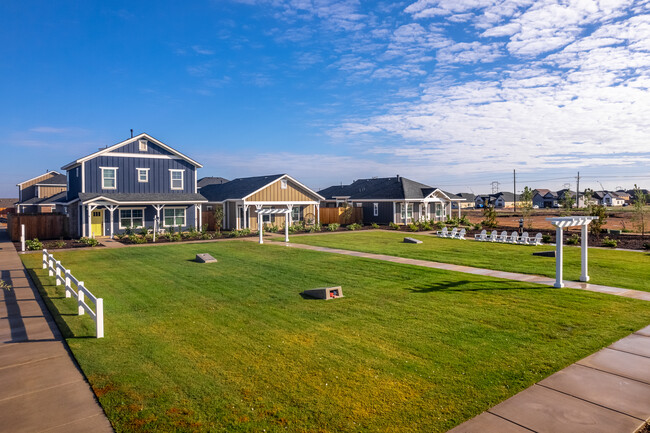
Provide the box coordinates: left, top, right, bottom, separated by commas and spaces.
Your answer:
447, 227, 458, 239
527, 233, 543, 246
474, 229, 487, 241
488, 230, 498, 242
497, 231, 508, 242
436, 227, 448, 237
517, 232, 529, 245
455, 228, 466, 240
507, 231, 519, 243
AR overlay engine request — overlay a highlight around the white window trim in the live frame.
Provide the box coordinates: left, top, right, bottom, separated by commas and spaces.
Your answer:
99, 167, 118, 190
118, 207, 145, 229
163, 206, 186, 227
281, 179, 288, 189
138, 139, 148, 151
170, 169, 184, 191
373, 203, 379, 216
137, 168, 150, 183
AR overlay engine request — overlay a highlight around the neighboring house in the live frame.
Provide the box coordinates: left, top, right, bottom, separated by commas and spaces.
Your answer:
15, 171, 67, 213
475, 192, 519, 208
200, 174, 324, 230
532, 189, 555, 208
603, 191, 626, 207
453, 193, 475, 209
0, 198, 17, 218
318, 176, 464, 225
60, 133, 207, 238
197, 176, 229, 189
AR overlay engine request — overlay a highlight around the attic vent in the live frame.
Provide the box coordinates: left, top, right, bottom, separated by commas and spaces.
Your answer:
281, 179, 287, 189
138, 139, 147, 152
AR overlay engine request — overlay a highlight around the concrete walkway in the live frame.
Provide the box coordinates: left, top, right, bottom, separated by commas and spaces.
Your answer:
0, 230, 113, 432
284, 242, 650, 301
284, 242, 650, 432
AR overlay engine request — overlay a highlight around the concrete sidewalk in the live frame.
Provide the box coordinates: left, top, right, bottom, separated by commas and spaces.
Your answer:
0, 230, 113, 432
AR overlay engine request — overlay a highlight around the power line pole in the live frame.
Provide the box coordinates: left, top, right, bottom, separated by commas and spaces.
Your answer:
513, 169, 517, 212
576, 171, 580, 208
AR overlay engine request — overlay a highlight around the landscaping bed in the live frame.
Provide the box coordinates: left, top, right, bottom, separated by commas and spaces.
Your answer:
14, 237, 104, 251
21, 242, 650, 432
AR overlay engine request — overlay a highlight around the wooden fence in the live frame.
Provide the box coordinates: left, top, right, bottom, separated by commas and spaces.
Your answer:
202, 211, 217, 231
8, 213, 69, 241
42, 249, 104, 338
319, 207, 363, 225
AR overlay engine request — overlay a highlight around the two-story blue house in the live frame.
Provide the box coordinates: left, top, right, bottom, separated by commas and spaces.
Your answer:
61, 133, 207, 238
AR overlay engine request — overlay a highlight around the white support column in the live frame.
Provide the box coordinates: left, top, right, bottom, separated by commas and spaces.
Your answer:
457, 203, 461, 218
258, 213, 264, 244
198, 204, 202, 229
287, 204, 293, 227
284, 211, 289, 243
244, 205, 249, 229
81, 204, 86, 238
152, 205, 164, 233
316, 204, 320, 225
105, 205, 118, 239
580, 224, 589, 282
392, 202, 396, 224
555, 227, 564, 288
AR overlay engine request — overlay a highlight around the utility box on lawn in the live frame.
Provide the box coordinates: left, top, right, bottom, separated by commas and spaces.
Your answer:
301, 286, 344, 300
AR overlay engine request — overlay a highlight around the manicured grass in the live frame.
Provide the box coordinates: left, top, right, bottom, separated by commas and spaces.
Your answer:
288, 231, 650, 292
22, 242, 650, 432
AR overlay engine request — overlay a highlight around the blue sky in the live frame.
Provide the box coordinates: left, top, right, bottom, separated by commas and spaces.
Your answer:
1, 0, 649, 197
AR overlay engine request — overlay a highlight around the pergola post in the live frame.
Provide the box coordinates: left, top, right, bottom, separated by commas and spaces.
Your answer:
258, 213, 264, 244
285, 211, 289, 243
581, 224, 589, 282
555, 227, 564, 288
457, 202, 461, 218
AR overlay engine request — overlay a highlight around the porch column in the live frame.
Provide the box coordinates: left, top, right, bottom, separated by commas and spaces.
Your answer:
153, 205, 164, 233
222, 204, 227, 231
258, 213, 264, 244
105, 205, 118, 239
316, 204, 320, 225
284, 211, 289, 243
81, 204, 86, 238
555, 227, 564, 288
392, 202, 396, 223
244, 204, 249, 229
198, 204, 203, 229
580, 224, 589, 282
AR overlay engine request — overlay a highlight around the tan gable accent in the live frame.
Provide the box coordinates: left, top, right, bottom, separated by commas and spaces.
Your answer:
247, 178, 319, 202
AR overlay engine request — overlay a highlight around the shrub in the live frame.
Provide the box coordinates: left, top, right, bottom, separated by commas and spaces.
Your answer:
347, 223, 362, 231
129, 234, 147, 244
139, 226, 149, 237
309, 223, 322, 233
52, 240, 66, 249
643, 242, 650, 250
417, 221, 432, 231
408, 223, 419, 232
433, 221, 445, 230
79, 237, 99, 247
25, 238, 43, 250
371, 222, 380, 229
328, 223, 340, 231
264, 224, 279, 233
566, 233, 580, 245
542, 234, 552, 243
389, 222, 399, 230
602, 236, 618, 248
472, 223, 482, 230
459, 215, 470, 226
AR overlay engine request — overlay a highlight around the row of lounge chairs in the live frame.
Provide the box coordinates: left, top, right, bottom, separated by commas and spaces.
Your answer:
436, 227, 466, 240
474, 230, 543, 246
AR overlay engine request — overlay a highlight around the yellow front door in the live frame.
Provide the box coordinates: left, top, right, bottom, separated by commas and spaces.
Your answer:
91, 209, 103, 237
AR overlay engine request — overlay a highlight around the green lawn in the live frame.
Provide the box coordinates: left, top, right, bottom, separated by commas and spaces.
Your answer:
288, 231, 650, 292
22, 241, 650, 433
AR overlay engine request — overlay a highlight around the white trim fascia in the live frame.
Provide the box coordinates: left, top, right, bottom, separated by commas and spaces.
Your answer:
243, 201, 319, 206
61, 133, 203, 170
423, 188, 451, 201
16, 171, 61, 187
81, 196, 208, 205
102, 152, 184, 160
242, 174, 326, 201
169, 169, 184, 190
34, 183, 66, 187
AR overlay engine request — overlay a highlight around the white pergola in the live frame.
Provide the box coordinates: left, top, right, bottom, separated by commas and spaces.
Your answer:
546, 216, 598, 288
257, 208, 291, 244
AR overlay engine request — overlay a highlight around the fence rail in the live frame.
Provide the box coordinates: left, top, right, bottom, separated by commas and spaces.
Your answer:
42, 249, 104, 338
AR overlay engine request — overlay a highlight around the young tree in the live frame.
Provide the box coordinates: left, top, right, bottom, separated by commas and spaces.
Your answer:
632, 184, 648, 239
559, 191, 575, 214
589, 205, 607, 237
481, 205, 497, 228
214, 205, 224, 233
520, 186, 534, 229
583, 188, 594, 210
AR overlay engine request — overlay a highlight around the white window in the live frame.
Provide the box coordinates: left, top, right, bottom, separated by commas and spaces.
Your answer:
119, 208, 144, 229
170, 170, 184, 190
206, 205, 213, 211
291, 206, 301, 221
281, 179, 287, 189
100, 167, 117, 189
138, 139, 147, 151
262, 213, 272, 224
373, 203, 379, 216
137, 168, 149, 183
406, 203, 413, 219
164, 208, 186, 227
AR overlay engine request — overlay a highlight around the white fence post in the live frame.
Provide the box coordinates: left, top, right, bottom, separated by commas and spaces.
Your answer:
78, 282, 85, 315
42, 249, 48, 269
95, 298, 104, 338
55, 261, 62, 286
21, 224, 25, 252
48, 254, 54, 277
65, 269, 72, 298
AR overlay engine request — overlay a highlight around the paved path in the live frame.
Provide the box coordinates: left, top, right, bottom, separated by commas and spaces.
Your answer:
284, 242, 650, 432
285, 242, 650, 301
0, 230, 113, 432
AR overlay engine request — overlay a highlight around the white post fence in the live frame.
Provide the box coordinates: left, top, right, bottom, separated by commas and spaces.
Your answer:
42, 249, 104, 338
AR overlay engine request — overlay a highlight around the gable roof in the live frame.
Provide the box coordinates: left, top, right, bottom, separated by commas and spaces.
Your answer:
17, 171, 61, 187
198, 177, 229, 188
455, 192, 475, 201
200, 174, 324, 202
35, 174, 67, 186
319, 176, 459, 201
61, 133, 202, 170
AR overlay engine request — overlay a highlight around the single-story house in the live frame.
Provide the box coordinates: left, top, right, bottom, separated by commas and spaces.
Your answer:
475, 192, 520, 208
200, 174, 324, 230
453, 193, 476, 209
318, 176, 464, 225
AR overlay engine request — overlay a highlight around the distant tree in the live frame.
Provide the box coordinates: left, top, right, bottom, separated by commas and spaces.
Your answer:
583, 188, 594, 210
520, 186, 534, 229
481, 206, 497, 228
589, 205, 607, 237
559, 192, 575, 215
632, 184, 648, 239
214, 206, 224, 233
